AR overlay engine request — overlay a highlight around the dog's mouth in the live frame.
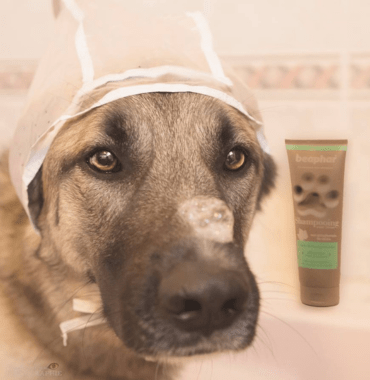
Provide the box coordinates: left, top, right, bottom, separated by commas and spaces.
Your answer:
142, 344, 244, 364
119, 309, 259, 360
134, 320, 258, 360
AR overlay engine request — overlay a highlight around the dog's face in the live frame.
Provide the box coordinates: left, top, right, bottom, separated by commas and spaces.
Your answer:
29, 92, 276, 360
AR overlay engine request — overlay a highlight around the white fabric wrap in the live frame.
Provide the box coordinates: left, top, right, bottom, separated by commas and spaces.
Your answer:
9, 0, 270, 230
59, 298, 106, 347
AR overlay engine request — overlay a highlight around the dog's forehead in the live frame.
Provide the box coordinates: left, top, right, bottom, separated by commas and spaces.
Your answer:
51, 93, 261, 162
102, 94, 260, 150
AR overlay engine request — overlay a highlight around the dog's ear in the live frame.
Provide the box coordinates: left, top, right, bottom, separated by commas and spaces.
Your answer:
255, 152, 277, 212
27, 166, 44, 230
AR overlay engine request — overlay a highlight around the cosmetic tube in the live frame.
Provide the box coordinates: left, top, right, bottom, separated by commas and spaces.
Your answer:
285, 140, 348, 306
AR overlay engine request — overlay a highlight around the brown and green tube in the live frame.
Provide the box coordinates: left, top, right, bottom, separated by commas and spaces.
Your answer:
286, 139, 348, 306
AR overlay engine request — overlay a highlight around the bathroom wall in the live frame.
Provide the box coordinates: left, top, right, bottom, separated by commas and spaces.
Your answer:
0, 0, 369, 286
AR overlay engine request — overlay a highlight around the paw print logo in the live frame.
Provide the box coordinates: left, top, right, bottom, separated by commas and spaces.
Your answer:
293, 172, 340, 218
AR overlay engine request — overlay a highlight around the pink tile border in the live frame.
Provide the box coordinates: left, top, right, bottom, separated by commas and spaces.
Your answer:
0, 55, 369, 94
224, 54, 370, 91
232, 64, 340, 90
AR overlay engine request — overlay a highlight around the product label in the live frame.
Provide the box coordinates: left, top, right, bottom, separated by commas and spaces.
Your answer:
297, 240, 338, 269
285, 139, 347, 273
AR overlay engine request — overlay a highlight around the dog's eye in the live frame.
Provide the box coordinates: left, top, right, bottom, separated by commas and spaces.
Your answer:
224, 149, 247, 171
88, 150, 120, 172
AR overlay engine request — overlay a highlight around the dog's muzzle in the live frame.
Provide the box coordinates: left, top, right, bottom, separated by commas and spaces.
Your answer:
86, 197, 259, 357
159, 197, 248, 334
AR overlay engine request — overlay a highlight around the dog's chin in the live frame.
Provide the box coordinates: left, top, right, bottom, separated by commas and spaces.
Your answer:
142, 348, 243, 365
118, 319, 256, 359
127, 327, 256, 365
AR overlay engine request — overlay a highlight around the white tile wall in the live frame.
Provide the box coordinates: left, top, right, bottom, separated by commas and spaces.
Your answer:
0, 1, 54, 60
1, 1, 370, 60
0, 0, 369, 283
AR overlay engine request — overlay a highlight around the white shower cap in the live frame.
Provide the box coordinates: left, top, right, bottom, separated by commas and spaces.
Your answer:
9, 0, 270, 230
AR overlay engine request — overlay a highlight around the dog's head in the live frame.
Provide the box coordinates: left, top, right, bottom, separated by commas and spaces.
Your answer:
28, 92, 276, 360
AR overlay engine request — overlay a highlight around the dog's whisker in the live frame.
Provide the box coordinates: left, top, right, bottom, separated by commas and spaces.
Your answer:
196, 357, 204, 380
166, 358, 175, 380
259, 309, 319, 359
255, 334, 277, 366
260, 290, 293, 296
227, 350, 232, 374
209, 357, 214, 380
32, 281, 93, 365
50, 283, 97, 315
164, 360, 170, 379
253, 326, 278, 364
32, 310, 106, 369
260, 298, 298, 307
255, 322, 275, 357
82, 307, 105, 362
32, 333, 69, 367
250, 337, 261, 361
33, 307, 104, 367
162, 358, 168, 380
257, 282, 294, 290
255, 276, 295, 289
155, 360, 161, 380
40, 309, 107, 365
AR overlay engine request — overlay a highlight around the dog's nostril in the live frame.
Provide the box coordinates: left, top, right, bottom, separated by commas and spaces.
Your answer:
175, 299, 202, 321
222, 298, 239, 315
165, 296, 201, 315
183, 299, 202, 313
312, 192, 319, 197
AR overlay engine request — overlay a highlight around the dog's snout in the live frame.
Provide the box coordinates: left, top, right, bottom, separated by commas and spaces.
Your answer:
158, 261, 250, 335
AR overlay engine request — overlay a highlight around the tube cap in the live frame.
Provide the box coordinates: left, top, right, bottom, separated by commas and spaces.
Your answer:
300, 286, 339, 307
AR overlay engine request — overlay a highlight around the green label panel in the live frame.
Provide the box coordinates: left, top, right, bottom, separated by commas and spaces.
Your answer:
297, 240, 338, 269
286, 144, 347, 151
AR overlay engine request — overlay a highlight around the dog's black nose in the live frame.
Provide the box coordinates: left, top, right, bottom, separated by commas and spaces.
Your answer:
158, 261, 250, 335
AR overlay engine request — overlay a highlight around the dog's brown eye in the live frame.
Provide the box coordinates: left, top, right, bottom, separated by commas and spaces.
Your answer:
89, 150, 119, 172
224, 149, 246, 171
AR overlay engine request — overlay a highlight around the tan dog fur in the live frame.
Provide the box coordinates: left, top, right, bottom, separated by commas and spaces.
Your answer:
0, 93, 276, 379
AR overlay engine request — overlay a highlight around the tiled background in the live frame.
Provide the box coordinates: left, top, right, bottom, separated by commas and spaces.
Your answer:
0, 0, 369, 287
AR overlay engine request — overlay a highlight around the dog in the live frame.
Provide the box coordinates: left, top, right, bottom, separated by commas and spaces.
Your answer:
0, 91, 276, 379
